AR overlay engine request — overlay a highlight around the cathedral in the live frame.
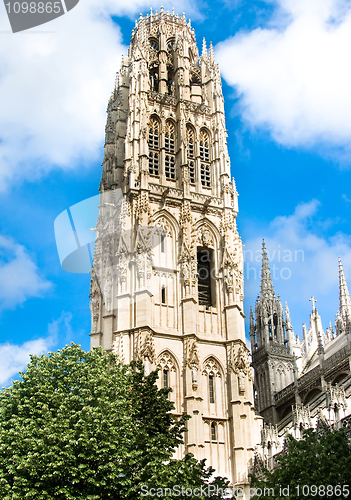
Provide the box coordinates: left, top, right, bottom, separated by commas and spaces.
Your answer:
249, 245, 351, 471
88, 7, 351, 487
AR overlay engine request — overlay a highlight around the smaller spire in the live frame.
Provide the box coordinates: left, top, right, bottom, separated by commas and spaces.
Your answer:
250, 307, 255, 330
338, 257, 351, 320
260, 239, 275, 301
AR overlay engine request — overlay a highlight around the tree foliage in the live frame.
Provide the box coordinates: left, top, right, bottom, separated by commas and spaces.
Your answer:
250, 427, 351, 500
0, 343, 228, 499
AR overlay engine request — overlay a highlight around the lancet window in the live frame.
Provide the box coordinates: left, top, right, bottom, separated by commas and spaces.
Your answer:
209, 375, 215, 403
197, 249, 212, 306
199, 130, 210, 187
148, 118, 159, 176
165, 121, 176, 179
187, 127, 195, 184
211, 422, 217, 441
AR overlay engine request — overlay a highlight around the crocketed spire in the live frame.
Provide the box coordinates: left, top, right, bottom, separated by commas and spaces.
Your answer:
338, 257, 351, 321
260, 239, 275, 301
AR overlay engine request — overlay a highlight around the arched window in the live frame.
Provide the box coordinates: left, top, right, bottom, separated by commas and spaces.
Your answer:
209, 375, 215, 403
149, 118, 159, 175
163, 369, 169, 388
199, 130, 210, 187
197, 248, 212, 306
161, 285, 166, 304
149, 118, 159, 149
150, 38, 158, 50
211, 422, 216, 441
187, 127, 195, 184
187, 127, 194, 158
149, 66, 159, 92
165, 121, 176, 180
199, 130, 209, 161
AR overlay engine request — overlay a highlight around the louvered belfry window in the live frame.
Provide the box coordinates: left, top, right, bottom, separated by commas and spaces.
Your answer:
197, 249, 212, 306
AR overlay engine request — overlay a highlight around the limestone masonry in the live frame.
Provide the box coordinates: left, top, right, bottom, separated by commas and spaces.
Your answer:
88, 7, 351, 486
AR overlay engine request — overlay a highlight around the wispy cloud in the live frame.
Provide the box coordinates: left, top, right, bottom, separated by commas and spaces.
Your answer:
0, 0, 201, 192
0, 235, 52, 310
216, 0, 351, 163
0, 311, 72, 386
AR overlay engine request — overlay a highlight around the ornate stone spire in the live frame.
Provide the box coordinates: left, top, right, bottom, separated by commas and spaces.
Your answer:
260, 239, 275, 301
338, 257, 351, 321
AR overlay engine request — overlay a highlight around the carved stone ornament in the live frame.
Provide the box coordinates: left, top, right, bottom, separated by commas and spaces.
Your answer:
229, 343, 253, 382
89, 268, 101, 333
140, 332, 156, 363
112, 334, 124, 362
202, 358, 221, 377
184, 338, 200, 390
156, 351, 177, 372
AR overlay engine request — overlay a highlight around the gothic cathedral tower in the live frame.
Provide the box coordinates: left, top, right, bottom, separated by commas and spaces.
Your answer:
89, 8, 261, 485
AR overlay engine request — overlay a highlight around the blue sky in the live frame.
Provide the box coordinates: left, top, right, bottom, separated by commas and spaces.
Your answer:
1, 0, 351, 385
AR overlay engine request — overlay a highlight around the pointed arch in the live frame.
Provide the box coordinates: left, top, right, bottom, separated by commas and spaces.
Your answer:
186, 124, 195, 158
202, 355, 224, 378
148, 115, 160, 176
199, 128, 211, 187
156, 349, 180, 411
199, 128, 210, 161
165, 119, 176, 179
165, 120, 176, 153
156, 349, 179, 372
194, 218, 221, 250
186, 124, 196, 183
153, 209, 180, 239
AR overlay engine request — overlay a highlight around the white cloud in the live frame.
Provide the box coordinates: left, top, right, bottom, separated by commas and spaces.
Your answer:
216, 0, 351, 161
0, 1, 200, 191
0, 311, 72, 386
243, 200, 351, 336
0, 235, 52, 309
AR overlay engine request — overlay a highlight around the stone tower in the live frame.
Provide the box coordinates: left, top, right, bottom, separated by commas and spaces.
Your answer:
250, 241, 296, 423
89, 8, 261, 484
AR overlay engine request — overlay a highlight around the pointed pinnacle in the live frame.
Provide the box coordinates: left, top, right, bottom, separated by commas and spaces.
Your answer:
202, 37, 207, 57
209, 41, 215, 62
338, 257, 351, 320
285, 302, 291, 323
260, 239, 275, 301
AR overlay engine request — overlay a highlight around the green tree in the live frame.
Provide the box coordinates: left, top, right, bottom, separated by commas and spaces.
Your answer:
0, 343, 229, 499
250, 427, 351, 500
